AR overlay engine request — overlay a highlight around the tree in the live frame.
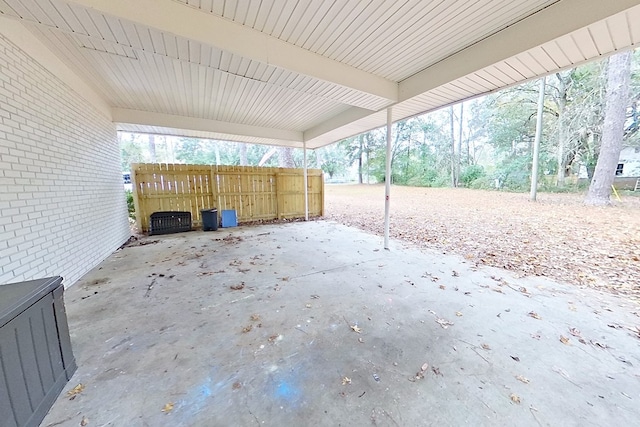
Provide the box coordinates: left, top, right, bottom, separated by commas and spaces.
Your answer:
585, 51, 633, 205
552, 71, 571, 186
530, 77, 546, 201
119, 133, 145, 170
278, 147, 295, 168
148, 134, 157, 163
449, 106, 456, 186
239, 143, 248, 166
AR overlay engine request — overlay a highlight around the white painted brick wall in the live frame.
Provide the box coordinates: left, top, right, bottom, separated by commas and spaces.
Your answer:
0, 34, 130, 286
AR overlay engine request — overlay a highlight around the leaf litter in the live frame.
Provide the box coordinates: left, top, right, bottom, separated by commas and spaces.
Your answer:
325, 186, 640, 303
67, 383, 85, 399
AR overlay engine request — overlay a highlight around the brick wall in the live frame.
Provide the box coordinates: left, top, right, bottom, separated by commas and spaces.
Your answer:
0, 34, 130, 286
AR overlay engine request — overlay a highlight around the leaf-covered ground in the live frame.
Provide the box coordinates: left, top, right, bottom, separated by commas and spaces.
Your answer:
325, 185, 640, 303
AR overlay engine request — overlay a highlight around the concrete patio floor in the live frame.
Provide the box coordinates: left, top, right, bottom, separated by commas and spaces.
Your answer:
42, 221, 640, 427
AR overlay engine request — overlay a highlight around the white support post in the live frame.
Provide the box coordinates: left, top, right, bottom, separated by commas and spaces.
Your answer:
384, 107, 392, 249
303, 140, 309, 221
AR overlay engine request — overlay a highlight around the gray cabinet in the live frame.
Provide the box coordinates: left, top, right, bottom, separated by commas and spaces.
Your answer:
0, 277, 76, 427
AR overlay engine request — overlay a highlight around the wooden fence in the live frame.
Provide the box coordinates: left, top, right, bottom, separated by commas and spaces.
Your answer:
131, 163, 324, 232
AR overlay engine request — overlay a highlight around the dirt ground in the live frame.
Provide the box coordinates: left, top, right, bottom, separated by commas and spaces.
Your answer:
325, 185, 640, 303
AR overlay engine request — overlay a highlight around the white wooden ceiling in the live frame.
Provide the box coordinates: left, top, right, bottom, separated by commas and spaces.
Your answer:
1, 0, 639, 148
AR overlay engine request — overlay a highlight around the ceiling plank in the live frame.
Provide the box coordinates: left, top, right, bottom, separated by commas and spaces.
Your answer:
112, 108, 303, 142
399, 0, 640, 102
65, 0, 398, 104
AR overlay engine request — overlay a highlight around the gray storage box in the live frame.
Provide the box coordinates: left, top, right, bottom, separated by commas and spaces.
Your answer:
0, 276, 76, 427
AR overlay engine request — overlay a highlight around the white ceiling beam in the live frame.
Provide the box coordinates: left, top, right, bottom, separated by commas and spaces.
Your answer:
400, 0, 640, 101
303, 107, 374, 142
65, 0, 398, 104
112, 109, 303, 142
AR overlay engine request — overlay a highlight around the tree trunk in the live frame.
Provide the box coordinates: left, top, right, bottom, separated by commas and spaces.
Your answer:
357, 134, 364, 184
555, 73, 568, 186
214, 144, 221, 165
148, 134, 157, 163
530, 77, 546, 202
239, 143, 248, 166
278, 147, 295, 168
585, 51, 632, 206
258, 147, 277, 166
449, 106, 456, 187
366, 150, 370, 184
457, 103, 463, 177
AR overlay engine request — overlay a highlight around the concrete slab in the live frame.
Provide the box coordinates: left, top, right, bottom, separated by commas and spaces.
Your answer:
42, 221, 640, 427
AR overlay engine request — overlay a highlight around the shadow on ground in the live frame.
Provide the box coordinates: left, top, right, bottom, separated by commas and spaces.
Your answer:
43, 221, 640, 426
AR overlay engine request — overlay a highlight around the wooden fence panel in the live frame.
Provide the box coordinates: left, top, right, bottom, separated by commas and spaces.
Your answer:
132, 164, 323, 231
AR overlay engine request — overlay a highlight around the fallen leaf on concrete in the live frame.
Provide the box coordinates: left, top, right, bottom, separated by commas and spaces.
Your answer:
342, 376, 351, 385
67, 383, 85, 398
569, 328, 581, 337
230, 282, 245, 290
510, 393, 521, 404
455, 311, 463, 317
560, 335, 570, 345
80, 416, 89, 426
528, 311, 541, 320
436, 318, 454, 329
242, 325, 253, 333
439, 284, 446, 290
516, 375, 529, 384
162, 402, 174, 413
250, 314, 261, 321
350, 324, 362, 333
481, 343, 491, 350
197, 270, 225, 276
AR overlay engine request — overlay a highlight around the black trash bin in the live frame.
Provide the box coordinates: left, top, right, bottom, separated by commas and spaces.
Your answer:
201, 208, 218, 231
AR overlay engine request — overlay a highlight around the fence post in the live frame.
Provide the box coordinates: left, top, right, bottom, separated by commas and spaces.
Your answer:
275, 172, 281, 219
131, 163, 143, 231
321, 171, 325, 217
210, 165, 218, 211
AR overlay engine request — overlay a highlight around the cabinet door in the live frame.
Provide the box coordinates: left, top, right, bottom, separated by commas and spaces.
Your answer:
0, 294, 65, 427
